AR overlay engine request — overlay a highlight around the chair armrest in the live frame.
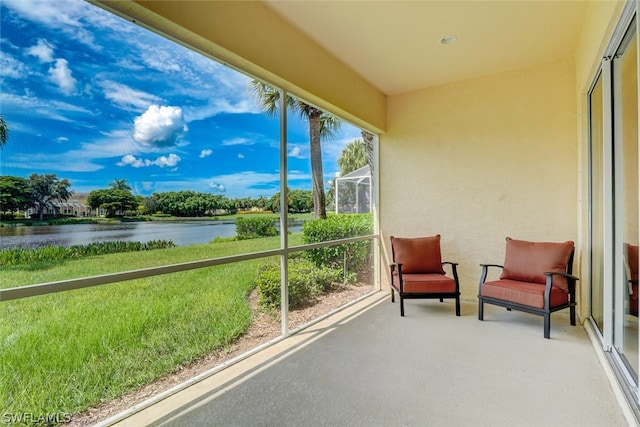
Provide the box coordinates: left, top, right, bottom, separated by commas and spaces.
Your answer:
543, 271, 579, 308
389, 262, 404, 292
389, 262, 403, 277
544, 271, 579, 282
479, 264, 504, 287
443, 261, 460, 291
480, 263, 504, 269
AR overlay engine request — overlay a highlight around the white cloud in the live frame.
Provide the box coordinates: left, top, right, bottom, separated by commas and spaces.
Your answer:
3, 151, 103, 173
48, 58, 77, 95
114, 58, 145, 72
208, 183, 226, 192
118, 154, 145, 168
288, 145, 306, 159
0, 52, 28, 79
27, 39, 54, 63
0, 92, 92, 123
117, 153, 181, 168
2, 0, 129, 50
221, 137, 253, 146
155, 154, 181, 168
140, 48, 181, 74
99, 80, 162, 111
4, 0, 85, 28
238, 153, 245, 159
182, 98, 258, 122
199, 148, 213, 158
56, 136, 69, 142
133, 105, 188, 147
5, 129, 139, 173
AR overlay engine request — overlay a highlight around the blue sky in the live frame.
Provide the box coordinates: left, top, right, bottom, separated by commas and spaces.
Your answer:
0, 0, 361, 199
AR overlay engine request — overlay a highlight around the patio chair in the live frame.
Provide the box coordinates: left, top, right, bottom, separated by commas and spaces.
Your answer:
389, 235, 461, 316
625, 243, 639, 317
478, 237, 578, 339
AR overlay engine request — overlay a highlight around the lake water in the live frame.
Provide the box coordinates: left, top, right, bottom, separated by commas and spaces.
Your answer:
0, 220, 301, 249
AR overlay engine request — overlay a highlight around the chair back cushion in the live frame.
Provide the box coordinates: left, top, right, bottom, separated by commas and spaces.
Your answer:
390, 235, 445, 274
500, 237, 574, 290
626, 243, 639, 282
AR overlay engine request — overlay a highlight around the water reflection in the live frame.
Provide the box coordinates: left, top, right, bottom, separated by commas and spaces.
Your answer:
0, 221, 241, 249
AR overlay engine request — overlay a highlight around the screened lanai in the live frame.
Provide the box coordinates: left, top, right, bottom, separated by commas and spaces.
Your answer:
334, 165, 371, 214
4, 0, 638, 425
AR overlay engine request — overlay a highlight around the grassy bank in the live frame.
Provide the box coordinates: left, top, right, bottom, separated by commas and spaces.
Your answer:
0, 234, 302, 419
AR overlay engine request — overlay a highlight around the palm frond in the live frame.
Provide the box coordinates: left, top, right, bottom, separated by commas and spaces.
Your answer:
250, 81, 282, 117
319, 114, 342, 140
0, 114, 8, 149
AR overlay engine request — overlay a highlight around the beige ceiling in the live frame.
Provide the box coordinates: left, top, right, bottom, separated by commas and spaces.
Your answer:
263, 0, 589, 96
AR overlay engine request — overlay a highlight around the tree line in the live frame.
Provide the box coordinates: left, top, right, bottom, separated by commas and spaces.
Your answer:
0, 174, 318, 219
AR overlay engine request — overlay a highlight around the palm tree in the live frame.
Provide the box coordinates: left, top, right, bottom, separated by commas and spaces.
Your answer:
108, 178, 132, 192
0, 114, 9, 149
338, 139, 368, 175
361, 131, 375, 174
251, 81, 341, 219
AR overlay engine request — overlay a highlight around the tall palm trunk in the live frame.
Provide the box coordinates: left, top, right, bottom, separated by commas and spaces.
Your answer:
309, 110, 326, 219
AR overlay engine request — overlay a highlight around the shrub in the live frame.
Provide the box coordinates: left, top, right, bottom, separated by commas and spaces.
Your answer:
256, 258, 340, 310
302, 214, 373, 275
235, 216, 278, 240
0, 240, 175, 266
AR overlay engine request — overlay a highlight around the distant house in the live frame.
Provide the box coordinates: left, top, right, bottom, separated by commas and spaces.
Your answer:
23, 200, 95, 218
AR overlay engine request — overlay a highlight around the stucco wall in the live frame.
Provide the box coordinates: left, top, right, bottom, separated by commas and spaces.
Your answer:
381, 58, 578, 305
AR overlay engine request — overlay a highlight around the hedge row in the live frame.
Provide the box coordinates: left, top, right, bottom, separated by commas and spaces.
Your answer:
255, 214, 373, 309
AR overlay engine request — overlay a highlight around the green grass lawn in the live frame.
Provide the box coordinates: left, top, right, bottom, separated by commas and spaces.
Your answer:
0, 234, 303, 419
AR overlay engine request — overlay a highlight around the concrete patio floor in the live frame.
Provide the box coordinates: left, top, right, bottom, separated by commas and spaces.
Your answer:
112, 292, 635, 426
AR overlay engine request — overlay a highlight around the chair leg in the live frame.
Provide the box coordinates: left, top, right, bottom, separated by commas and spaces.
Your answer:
390, 287, 395, 303
439, 298, 443, 302
478, 299, 484, 320
455, 295, 460, 317
570, 306, 576, 326
544, 314, 551, 339
400, 297, 405, 317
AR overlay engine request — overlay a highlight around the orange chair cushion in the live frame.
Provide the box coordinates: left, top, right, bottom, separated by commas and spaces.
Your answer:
500, 237, 574, 290
392, 272, 456, 293
390, 235, 445, 275
481, 279, 569, 309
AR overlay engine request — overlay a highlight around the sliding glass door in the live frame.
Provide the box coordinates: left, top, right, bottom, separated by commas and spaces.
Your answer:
588, 3, 639, 398
613, 17, 638, 380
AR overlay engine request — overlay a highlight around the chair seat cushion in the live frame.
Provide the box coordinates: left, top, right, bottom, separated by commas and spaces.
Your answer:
392, 272, 456, 294
480, 279, 569, 309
